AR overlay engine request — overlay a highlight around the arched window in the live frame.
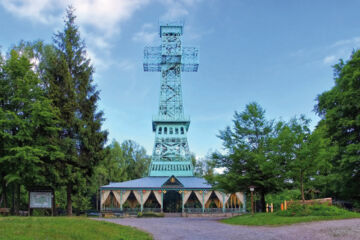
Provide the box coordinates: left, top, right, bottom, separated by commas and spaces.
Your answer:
164, 127, 167, 134
169, 127, 173, 134
175, 128, 179, 134
158, 127, 162, 134
180, 127, 184, 134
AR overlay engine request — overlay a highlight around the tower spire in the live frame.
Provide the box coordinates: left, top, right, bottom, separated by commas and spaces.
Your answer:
143, 23, 199, 176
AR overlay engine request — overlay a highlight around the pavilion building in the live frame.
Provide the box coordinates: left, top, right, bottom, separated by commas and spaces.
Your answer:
100, 23, 246, 214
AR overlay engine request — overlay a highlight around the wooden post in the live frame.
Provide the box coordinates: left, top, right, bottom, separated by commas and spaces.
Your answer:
284, 200, 287, 210
281, 203, 284, 211
28, 191, 30, 217
266, 203, 268, 213
271, 203, 273, 213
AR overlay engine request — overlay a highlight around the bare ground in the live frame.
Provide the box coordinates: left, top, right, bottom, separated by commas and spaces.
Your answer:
97, 217, 360, 240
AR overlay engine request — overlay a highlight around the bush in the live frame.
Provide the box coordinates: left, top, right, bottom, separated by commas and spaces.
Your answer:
276, 203, 353, 217
137, 212, 164, 218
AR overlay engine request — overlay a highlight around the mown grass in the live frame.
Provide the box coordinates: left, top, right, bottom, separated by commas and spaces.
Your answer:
222, 204, 360, 226
0, 217, 152, 240
222, 212, 360, 226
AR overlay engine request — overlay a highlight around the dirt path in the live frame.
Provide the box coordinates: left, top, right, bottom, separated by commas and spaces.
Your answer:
98, 217, 360, 240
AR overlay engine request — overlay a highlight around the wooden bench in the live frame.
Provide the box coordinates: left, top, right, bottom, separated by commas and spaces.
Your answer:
0, 208, 10, 216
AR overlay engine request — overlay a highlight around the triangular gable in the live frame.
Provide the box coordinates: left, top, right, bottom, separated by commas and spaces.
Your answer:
162, 175, 184, 188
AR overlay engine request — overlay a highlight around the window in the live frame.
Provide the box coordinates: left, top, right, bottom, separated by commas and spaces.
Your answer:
158, 127, 162, 134
164, 127, 167, 134
180, 127, 184, 134
175, 128, 179, 134
169, 127, 173, 134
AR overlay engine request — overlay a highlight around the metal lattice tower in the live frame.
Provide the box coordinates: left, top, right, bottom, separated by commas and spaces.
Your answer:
144, 23, 199, 176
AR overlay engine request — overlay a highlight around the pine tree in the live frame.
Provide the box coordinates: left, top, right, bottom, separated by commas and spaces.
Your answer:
43, 6, 107, 215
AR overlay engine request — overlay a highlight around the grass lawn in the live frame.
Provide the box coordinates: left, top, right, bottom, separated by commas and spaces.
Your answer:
0, 217, 152, 240
221, 212, 360, 226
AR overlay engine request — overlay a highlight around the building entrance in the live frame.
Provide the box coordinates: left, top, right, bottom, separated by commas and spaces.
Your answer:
163, 190, 182, 212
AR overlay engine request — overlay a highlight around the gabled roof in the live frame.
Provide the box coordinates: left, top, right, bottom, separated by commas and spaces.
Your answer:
162, 175, 183, 188
101, 176, 212, 189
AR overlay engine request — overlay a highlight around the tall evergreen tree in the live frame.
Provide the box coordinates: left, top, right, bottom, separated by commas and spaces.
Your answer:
43, 6, 107, 215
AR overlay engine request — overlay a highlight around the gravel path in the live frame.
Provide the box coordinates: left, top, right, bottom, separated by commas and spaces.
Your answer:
97, 217, 360, 240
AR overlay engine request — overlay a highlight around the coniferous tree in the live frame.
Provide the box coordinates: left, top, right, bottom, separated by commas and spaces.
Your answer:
43, 7, 107, 215
213, 102, 286, 212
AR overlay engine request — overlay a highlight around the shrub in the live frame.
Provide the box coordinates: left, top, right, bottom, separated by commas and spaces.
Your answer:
276, 203, 353, 217
137, 212, 164, 218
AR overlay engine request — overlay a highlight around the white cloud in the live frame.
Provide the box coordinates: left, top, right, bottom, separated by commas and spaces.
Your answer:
117, 60, 136, 71
159, 0, 202, 21
1, 0, 203, 69
0, 0, 62, 23
132, 23, 158, 44
323, 55, 336, 65
70, 0, 150, 38
331, 37, 360, 48
1, 0, 150, 37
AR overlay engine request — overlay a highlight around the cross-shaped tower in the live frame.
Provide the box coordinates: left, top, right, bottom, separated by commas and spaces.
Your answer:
144, 23, 199, 176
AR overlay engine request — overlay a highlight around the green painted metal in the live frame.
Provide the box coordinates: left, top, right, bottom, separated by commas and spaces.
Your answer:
222, 192, 225, 213
202, 191, 205, 213
243, 193, 246, 213
120, 190, 123, 211
140, 190, 143, 212
144, 23, 199, 177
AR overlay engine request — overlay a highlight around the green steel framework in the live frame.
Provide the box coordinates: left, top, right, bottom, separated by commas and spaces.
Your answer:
100, 23, 247, 214
144, 23, 199, 177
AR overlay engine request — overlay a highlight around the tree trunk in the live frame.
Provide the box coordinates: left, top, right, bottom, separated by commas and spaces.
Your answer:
66, 184, 73, 216
96, 188, 99, 211
300, 171, 305, 202
15, 183, 20, 215
260, 191, 266, 212
1, 179, 7, 208
11, 184, 15, 214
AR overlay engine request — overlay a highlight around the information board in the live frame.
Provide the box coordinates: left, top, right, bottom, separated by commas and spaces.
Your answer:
29, 192, 52, 209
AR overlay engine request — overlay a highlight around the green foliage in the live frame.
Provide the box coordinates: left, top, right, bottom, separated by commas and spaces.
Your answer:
221, 211, 360, 226
315, 49, 360, 204
92, 139, 151, 187
40, 6, 108, 215
272, 116, 324, 201
213, 102, 285, 211
137, 212, 164, 218
0, 217, 152, 240
266, 189, 301, 210
276, 203, 356, 217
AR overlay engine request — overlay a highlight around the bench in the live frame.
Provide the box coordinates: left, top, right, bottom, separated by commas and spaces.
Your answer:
0, 208, 10, 216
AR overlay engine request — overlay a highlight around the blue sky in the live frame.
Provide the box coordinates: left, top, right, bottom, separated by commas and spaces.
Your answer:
1, 0, 360, 158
